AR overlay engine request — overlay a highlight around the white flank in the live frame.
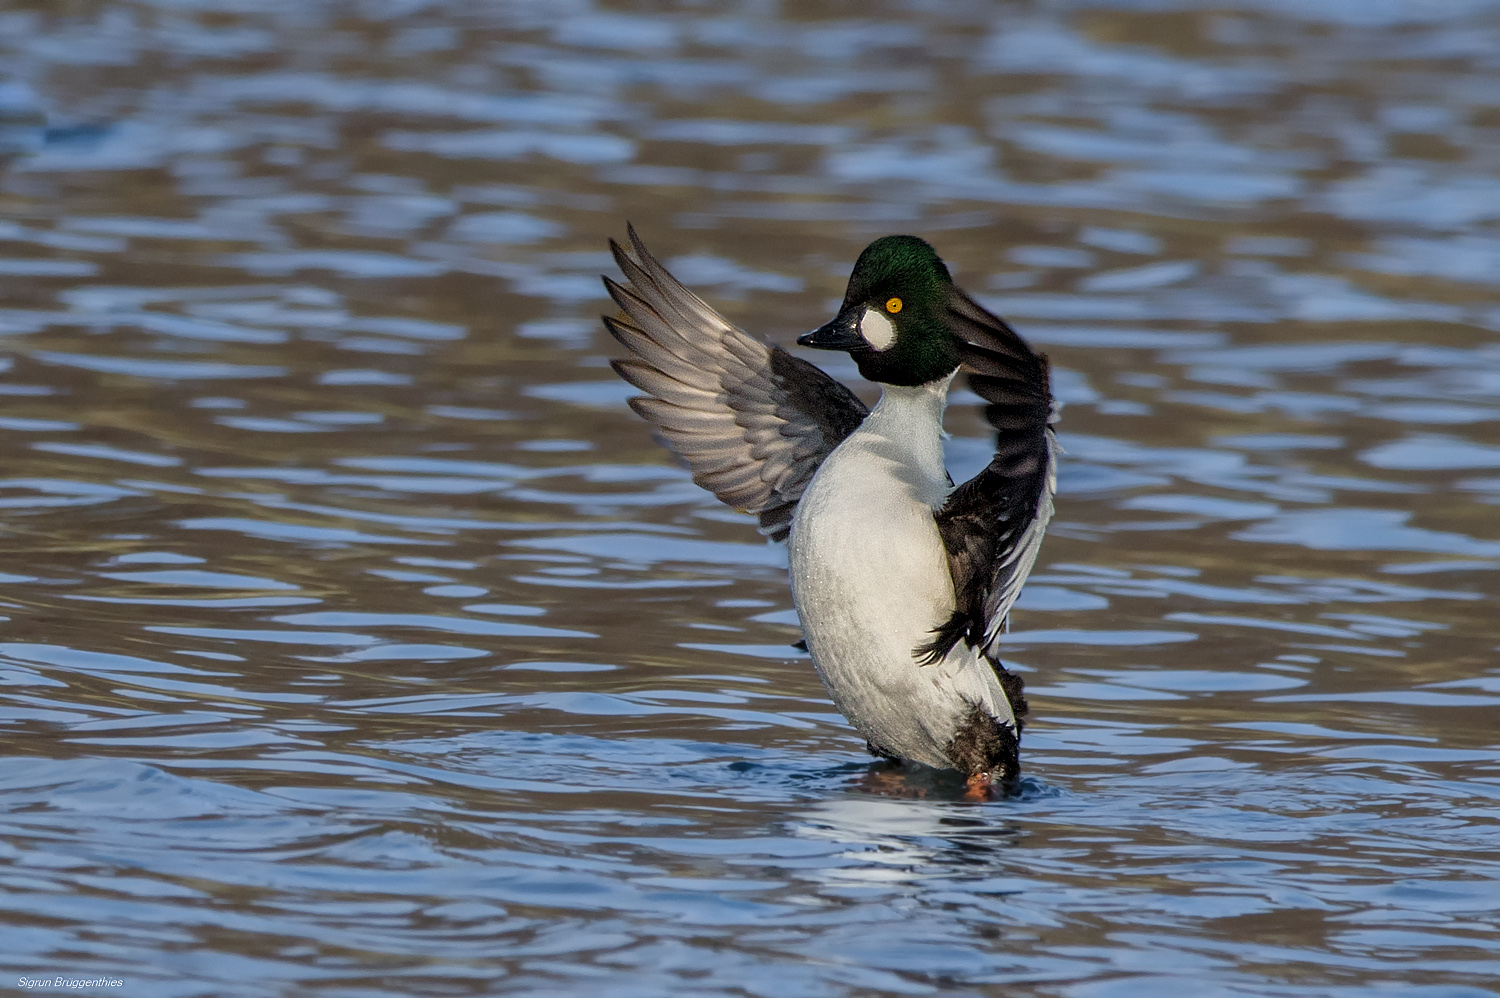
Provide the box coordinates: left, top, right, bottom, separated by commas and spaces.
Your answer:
858, 307, 896, 350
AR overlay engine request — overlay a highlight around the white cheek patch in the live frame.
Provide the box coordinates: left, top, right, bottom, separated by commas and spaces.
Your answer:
859, 307, 897, 351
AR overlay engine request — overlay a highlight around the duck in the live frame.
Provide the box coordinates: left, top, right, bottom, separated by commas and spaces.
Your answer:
602, 226, 1056, 795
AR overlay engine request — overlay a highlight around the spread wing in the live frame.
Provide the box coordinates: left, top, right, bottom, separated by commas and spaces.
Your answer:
918, 288, 1057, 664
603, 225, 868, 541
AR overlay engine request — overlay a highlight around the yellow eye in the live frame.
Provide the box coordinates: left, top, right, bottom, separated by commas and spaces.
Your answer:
885, 297, 903, 313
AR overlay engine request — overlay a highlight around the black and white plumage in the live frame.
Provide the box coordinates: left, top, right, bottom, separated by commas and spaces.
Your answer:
919, 289, 1056, 666
603, 226, 1056, 791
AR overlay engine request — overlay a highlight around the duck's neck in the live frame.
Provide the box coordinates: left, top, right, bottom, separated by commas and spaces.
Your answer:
861, 371, 956, 484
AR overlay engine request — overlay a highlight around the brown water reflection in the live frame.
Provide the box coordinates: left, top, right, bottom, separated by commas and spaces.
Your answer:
2, 1, 1499, 995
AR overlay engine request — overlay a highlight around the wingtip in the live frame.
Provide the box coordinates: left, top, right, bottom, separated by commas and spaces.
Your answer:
608, 357, 637, 383
601, 273, 628, 306
600, 312, 639, 348
625, 223, 665, 277
607, 236, 633, 274
609, 223, 657, 279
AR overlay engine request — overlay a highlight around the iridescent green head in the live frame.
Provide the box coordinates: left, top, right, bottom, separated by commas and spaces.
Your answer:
798, 235, 960, 387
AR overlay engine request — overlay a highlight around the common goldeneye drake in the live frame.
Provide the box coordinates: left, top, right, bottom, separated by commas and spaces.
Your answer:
603, 227, 1056, 795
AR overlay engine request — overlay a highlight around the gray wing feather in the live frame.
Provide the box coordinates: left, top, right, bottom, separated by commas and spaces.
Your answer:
604, 226, 868, 541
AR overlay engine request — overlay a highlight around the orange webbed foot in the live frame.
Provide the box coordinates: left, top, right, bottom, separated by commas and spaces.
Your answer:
964, 772, 994, 801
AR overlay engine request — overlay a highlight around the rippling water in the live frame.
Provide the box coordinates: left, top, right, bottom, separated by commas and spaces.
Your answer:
2, 2, 1499, 995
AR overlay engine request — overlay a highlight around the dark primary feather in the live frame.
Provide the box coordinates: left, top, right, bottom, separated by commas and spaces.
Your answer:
603, 225, 868, 541
917, 287, 1056, 665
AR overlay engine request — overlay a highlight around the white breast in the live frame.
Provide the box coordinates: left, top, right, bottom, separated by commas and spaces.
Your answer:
787, 376, 1014, 769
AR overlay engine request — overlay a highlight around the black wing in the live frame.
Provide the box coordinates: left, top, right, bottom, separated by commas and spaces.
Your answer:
603, 226, 868, 541
918, 288, 1057, 664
